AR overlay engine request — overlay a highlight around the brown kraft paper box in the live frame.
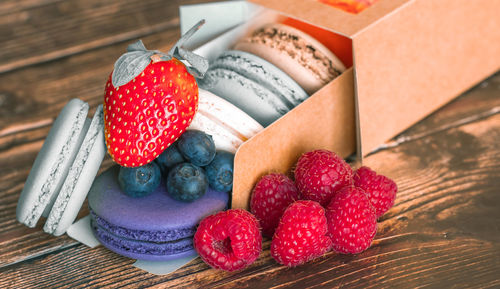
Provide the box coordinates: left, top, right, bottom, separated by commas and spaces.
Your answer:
186, 0, 500, 210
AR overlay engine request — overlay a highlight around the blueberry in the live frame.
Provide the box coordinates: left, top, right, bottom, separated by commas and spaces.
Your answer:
155, 143, 184, 174
177, 130, 216, 166
205, 151, 234, 193
118, 162, 161, 197
167, 162, 208, 202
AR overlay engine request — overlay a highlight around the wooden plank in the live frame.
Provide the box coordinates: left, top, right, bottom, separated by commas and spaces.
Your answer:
0, 0, 218, 74
1, 109, 498, 288
0, 0, 64, 16
0, 156, 115, 267
0, 26, 179, 131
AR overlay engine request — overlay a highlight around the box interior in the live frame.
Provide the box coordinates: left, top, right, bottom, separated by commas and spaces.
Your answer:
250, 0, 500, 155
317, 0, 379, 15
248, 0, 411, 37
281, 17, 353, 68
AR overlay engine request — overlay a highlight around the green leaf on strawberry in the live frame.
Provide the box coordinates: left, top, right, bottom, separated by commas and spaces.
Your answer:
104, 20, 208, 167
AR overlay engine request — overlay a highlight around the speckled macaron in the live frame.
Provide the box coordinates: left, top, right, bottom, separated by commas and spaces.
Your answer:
234, 23, 346, 94
88, 165, 229, 261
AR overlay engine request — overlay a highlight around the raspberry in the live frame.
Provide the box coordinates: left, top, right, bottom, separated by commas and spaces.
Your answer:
250, 173, 300, 238
326, 186, 377, 254
271, 200, 332, 267
354, 166, 398, 218
294, 150, 353, 206
194, 209, 262, 272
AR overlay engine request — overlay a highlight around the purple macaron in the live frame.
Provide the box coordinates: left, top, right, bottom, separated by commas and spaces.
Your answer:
88, 165, 228, 261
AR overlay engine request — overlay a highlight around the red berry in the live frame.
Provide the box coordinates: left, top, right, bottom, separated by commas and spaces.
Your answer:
294, 149, 353, 206
354, 166, 398, 218
103, 21, 208, 167
250, 173, 299, 238
271, 200, 332, 267
194, 209, 262, 272
326, 186, 377, 254
104, 58, 198, 167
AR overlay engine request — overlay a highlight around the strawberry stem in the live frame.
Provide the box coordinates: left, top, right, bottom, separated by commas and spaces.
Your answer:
111, 19, 208, 87
167, 19, 208, 78
168, 19, 206, 56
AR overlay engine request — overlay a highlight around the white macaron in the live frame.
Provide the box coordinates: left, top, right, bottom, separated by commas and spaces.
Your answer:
16, 99, 105, 236
189, 89, 263, 153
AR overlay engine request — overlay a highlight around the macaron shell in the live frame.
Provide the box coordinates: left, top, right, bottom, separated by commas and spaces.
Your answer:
210, 50, 309, 107
190, 112, 243, 153
189, 89, 264, 152
89, 209, 195, 242
234, 23, 346, 94
44, 105, 106, 236
91, 218, 196, 261
88, 166, 228, 233
16, 99, 89, 228
202, 68, 288, 127
197, 88, 264, 139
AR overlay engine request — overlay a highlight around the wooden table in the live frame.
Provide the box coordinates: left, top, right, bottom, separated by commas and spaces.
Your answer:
1, 0, 499, 288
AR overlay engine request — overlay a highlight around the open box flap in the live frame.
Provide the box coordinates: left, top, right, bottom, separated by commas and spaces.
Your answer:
180, 1, 261, 49
190, 9, 287, 61
351, 0, 500, 154
248, 0, 411, 37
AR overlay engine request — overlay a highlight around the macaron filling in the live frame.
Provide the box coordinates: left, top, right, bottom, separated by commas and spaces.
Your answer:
196, 109, 250, 142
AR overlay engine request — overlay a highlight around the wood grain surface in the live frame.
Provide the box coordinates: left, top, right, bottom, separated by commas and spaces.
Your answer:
0, 0, 499, 288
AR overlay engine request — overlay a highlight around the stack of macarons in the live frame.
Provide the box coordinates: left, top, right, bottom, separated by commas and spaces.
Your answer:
89, 166, 228, 261
16, 99, 106, 236
89, 128, 232, 260
199, 22, 346, 127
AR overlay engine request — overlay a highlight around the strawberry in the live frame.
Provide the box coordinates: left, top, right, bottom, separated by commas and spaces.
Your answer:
104, 20, 208, 167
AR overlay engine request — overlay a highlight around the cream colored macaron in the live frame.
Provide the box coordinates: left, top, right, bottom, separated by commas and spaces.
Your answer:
234, 23, 346, 94
189, 89, 264, 153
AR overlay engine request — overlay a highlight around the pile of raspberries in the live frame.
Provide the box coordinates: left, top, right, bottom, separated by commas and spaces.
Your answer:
193, 149, 398, 271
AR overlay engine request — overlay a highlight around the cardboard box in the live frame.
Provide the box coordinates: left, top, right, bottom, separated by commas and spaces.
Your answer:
181, 0, 500, 209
